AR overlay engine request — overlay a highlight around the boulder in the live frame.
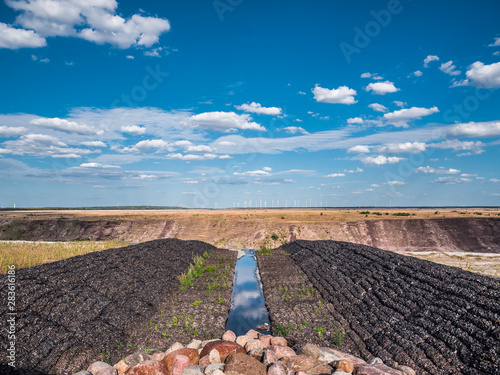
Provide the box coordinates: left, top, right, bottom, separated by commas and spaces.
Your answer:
95, 368, 118, 375
318, 347, 365, 365
150, 352, 166, 362
179, 365, 205, 375
166, 343, 185, 355
367, 358, 383, 365
204, 363, 225, 375
222, 330, 236, 342
270, 337, 287, 347
210, 370, 225, 375
248, 348, 264, 361
263, 350, 278, 366
199, 355, 210, 367
267, 362, 286, 375
200, 340, 245, 362
236, 335, 253, 347
187, 340, 203, 350
88, 362, 112, 375
268, 345, 296, 359
281, 355, 323, 372
224, 353, 267, 375
172, 355, 191, 375
259, 335, 273, 348
332, 359, 354, 373
353, 364, 405, 375
124, 360, 169, 375
114, 361, 130, 375
394, 365, 416, 375
245, 339, 266, 352
308, 364, 335, 375
246, 329, 260, 339
163, 348, 200, 373
208, 349, 221, 364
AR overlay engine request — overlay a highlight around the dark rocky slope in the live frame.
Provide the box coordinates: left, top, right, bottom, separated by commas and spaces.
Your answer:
258, 240, 499, 375
0, 239, 236, 375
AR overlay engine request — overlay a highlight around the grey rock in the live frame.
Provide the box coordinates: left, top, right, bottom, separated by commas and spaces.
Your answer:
180, 365, 206, 375
299, 343, 320, 359
205, 363, 225, 375
248, 348, 264, 361
87, 361, 112, 374
74, 372, 92, 375
256, 323, 270, 331
367, 358, 384, 365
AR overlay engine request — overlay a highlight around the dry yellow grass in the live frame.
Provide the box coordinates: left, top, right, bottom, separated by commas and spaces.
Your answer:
0, 240, 129, 273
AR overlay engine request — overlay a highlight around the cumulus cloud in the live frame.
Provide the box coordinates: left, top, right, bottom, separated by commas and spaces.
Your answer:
121, 125, 146, 135
3, 0, 170, 49
488, 37, 500, 47
413, 70, 423, 77
439, 60, 461, 76
312, 84, 357, 105
122, 139, 171, 153
167, 153, 218, 161
368, 103, 388, 112
235, 102, 282, 116
360, 72, 383, 79
82, 141, 107, 147
0, 22, 46, 49
433, 176, 472, 184
361, 155, 405, 165
415, 166, 461, 175
347, 145, 371, 154
424, 55, 439, 67
431, 139, 485, 155
234, 170, 271, 177
30, 117, 103, 135
383, 106, 439, 126
365, 81, 399, 95
377, 142, 426, 154
79, 162, 119, 169
444, 121, 500, 138
385, 180, 406, 186
464, 61, 500, 88
347, 117, 363, 124
283, 126, 309, 135
0, 126, 27, 137
190, 111, 265, 132
393, 101, 406, 108
326, 173, 345, 177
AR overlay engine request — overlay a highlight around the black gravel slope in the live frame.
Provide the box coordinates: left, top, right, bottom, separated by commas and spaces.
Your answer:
0, 239, 224, 374
280, 240, 500, 375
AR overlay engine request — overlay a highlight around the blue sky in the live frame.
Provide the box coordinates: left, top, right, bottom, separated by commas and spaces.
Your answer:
0, 0, 499, 208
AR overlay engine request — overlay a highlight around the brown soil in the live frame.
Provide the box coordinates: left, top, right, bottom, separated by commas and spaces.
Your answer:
0, 209, 499, 253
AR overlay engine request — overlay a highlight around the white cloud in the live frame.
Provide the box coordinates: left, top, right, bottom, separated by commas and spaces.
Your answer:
326, 173, 345, 177
464, 61, 500, 88
490, 178, 500, 183
415, 166, 461, 175
368, 103, 388, 113
424, 55, 439, 67
234, 170, 271, 177
383, 106, 439, 126
79, 162, 119, 169
0, 126, 27, 137
347, 145, 371, 154
30, 117, 103, 135
393, 101, 406, 108
133, 174, 157, 180
488, 37, 500, 47
82, 141, 107, 147
122, 139, 171, 153
439, 60, 461, 76
347, 117, 363, 124
361, 155, 405, 165
190, 111, 265, 132
365, 81, 399, 95
413, 70, 423, 77
235, 102, 282, 116
144, 47, 165, 57
386, 180, 406, 186
4, 0, 170, 49
263, 167, 272, 171
184, 144, 214, 153
433, 176, 472, 184
283, 126, 309, 135
312, 84, 357, 105
297, 91, 306, 95
346, 167, 364, 173
361, 72, 372, 78
361, 72, 382, 79
0, 22, 46, 49
121, 125, 146, 135
431, 139, 485, 155
167, 153, 218, 161
219, 155, 232, 159
126, 55, 134, 59
377, 142, 426, 154
444, 121, 500, 138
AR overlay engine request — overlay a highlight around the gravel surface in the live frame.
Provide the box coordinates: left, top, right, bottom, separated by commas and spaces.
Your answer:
258, 240, 499, 375
0, 239, 236, 375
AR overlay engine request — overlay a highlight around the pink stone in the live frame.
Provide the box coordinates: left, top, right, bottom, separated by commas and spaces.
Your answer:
222, 330, 237, 342
246, 329, 260, 339
270, 337, 287, 347
268, 345, 296, 360
245, 339, 266, 352
259, 335, 273, 348
172, 355, 191, 375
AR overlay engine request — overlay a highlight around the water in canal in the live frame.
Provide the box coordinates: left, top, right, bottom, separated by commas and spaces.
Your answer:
225, 249, 270, 336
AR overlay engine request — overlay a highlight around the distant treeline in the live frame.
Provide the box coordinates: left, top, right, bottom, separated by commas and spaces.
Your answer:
0, 206, 186, 211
